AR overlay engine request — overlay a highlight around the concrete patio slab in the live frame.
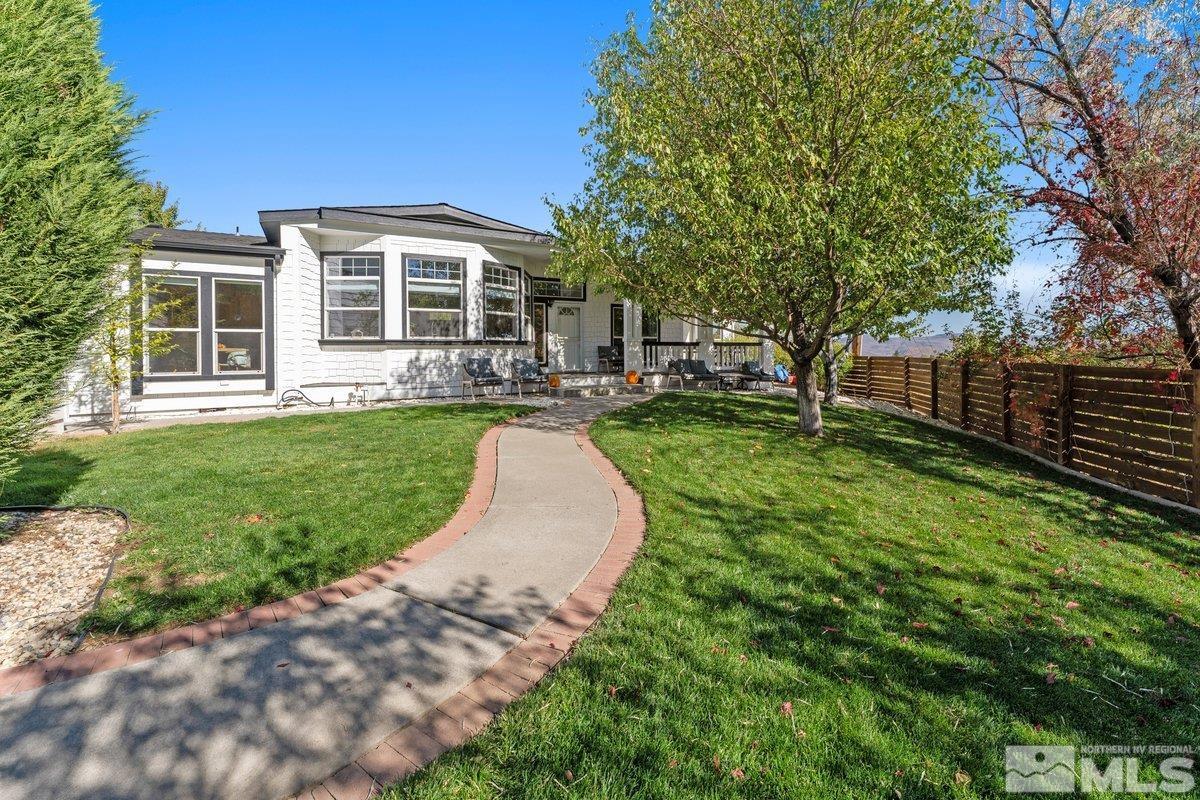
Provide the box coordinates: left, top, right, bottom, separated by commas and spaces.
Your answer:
0, 589, 518, 800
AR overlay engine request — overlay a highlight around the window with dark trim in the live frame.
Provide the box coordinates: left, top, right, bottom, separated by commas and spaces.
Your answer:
484, 262, 520, 340
145, 275, 200, 375
406, 256, 463, 339
324, 254, 381, 338
531, 277, 585, 300
610, 304, 624, 348
641, 311, 661, 341
214, 279, 264, 372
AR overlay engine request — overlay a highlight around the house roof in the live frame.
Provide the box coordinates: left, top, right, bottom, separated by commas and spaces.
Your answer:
132, 226, 286, 258
257, 203, 553, 245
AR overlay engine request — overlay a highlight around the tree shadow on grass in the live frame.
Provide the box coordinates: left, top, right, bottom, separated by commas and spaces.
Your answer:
0, 450, 94, 507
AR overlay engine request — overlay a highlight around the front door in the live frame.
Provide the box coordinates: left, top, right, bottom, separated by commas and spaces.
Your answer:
553, 304, 582, 371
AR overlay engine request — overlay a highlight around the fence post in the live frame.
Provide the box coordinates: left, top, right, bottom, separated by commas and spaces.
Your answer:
930, 358, 939, 420
1001, 361, 1013, 444
1192, 370, 1200, 506
903, 357, 911, 409
960, 360, 970, 429
1055, 364, 1073, 466
866, 356, 874, 400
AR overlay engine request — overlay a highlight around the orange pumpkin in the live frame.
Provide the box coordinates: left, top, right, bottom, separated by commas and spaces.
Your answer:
625, 370, 640, 385
548, 373, 562, 389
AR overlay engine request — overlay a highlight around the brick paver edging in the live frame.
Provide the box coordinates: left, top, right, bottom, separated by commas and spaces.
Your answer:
293, 421, 646, 800
0, 420, 515, 698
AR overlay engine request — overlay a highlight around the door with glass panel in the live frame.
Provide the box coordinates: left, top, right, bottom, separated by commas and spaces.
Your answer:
553, 305, 582, 371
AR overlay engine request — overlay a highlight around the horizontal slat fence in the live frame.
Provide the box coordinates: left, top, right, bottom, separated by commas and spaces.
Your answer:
844, 356, 1198, 508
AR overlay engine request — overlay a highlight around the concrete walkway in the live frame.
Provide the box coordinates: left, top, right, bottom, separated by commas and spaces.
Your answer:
0, 397, 642, 800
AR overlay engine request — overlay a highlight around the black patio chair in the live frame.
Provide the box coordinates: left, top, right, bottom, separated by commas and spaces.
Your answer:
461, 356, 504, 400
597, 345, 624, 374
510, 357, 549, 398
667, 358, 730, 391
737, 360, 774, 391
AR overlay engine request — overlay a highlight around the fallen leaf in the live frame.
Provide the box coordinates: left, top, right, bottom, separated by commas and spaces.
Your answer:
876, 583, 887, 596
821, 626, 841, 634
955, 770, 971, 785
911, 621, 929, 629
731, 768, 746, 780
780, 701, 793, 717
607, 685, 618, 697
244, 514, 264, 524
565, 770, 574, 782
713, 754, 722, 773
1066, 601, 1081, 610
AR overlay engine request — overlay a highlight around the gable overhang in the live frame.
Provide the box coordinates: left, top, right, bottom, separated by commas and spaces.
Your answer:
259, 207, 555, 258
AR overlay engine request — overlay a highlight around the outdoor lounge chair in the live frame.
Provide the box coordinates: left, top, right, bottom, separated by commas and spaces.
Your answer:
597, 345, 624, 374
510, 357, 549, 398
737, 360, 774, 390
461, 357, 505, 400
667, 358, 731, 391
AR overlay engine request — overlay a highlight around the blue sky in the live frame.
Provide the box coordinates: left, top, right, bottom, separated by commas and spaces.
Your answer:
96, 0, 1052, 333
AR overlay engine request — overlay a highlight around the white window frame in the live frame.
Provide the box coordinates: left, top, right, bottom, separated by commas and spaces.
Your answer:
144, 274, 200, 376
483, 262, 520, 341
323, 254, 382, 340
212, 278, 265, 374
405, 255, 464, 340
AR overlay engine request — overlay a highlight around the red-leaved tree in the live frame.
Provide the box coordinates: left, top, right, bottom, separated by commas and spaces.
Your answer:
981, 0, 1200, 366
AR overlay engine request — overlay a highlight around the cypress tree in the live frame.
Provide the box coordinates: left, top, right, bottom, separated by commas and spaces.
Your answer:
0, 0, 143, 485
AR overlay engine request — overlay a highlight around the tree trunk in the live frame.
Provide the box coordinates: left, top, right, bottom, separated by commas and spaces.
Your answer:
1156, 265, 1200, 368
794, 357, 823, 436
820, 347, 839, 405
110, 384, 121, 434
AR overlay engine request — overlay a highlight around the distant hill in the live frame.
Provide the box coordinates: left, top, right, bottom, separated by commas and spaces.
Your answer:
859, 333, 953, 357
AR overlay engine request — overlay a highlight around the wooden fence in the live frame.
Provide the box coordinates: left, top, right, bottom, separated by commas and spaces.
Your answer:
843, 356, 1197, 507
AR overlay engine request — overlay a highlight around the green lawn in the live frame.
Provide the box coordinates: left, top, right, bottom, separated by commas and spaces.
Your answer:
386, 392, 1200, 799
0, 404, 526, 637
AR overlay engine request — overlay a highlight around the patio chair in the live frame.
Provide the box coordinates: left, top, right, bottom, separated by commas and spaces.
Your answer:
667, 358, 730, 391
510, 357, 549, 398
597, 345, 624, 374
737, 360, 774, 391
461, 357, 504, 400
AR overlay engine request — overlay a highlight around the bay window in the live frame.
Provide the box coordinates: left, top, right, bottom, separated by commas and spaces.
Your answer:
484, 262, 520, 340
406, 255, 463, 339
145, 276, 200, 374
325, 254, 382, 338
214, 279, 264, 372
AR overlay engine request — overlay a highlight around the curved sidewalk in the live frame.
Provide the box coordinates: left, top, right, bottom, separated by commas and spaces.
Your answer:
0, 397, 646, 800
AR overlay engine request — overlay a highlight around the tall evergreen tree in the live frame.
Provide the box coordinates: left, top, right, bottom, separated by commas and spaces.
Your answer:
0, 0, 143, 486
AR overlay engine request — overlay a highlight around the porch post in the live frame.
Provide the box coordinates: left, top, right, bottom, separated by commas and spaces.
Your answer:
696, 317, 716, 366
624, 299, 644, 373
760, 338, 774, 370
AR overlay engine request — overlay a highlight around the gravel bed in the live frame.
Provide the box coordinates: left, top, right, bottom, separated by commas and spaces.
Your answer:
0, 509, 124, 667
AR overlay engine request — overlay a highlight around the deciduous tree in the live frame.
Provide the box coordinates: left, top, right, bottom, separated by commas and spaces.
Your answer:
981, 0, 1200, 366
550, 0, 1011, 434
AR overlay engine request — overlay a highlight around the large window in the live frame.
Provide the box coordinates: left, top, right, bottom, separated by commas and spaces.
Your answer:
484, 263, 520, 340
214, 280, 264, 372
324, 254, 381, 338
145, 276, 200, 374
406, 256, 463, 339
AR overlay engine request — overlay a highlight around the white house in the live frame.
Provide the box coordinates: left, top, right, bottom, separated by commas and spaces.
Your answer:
63, 203, 771, 425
